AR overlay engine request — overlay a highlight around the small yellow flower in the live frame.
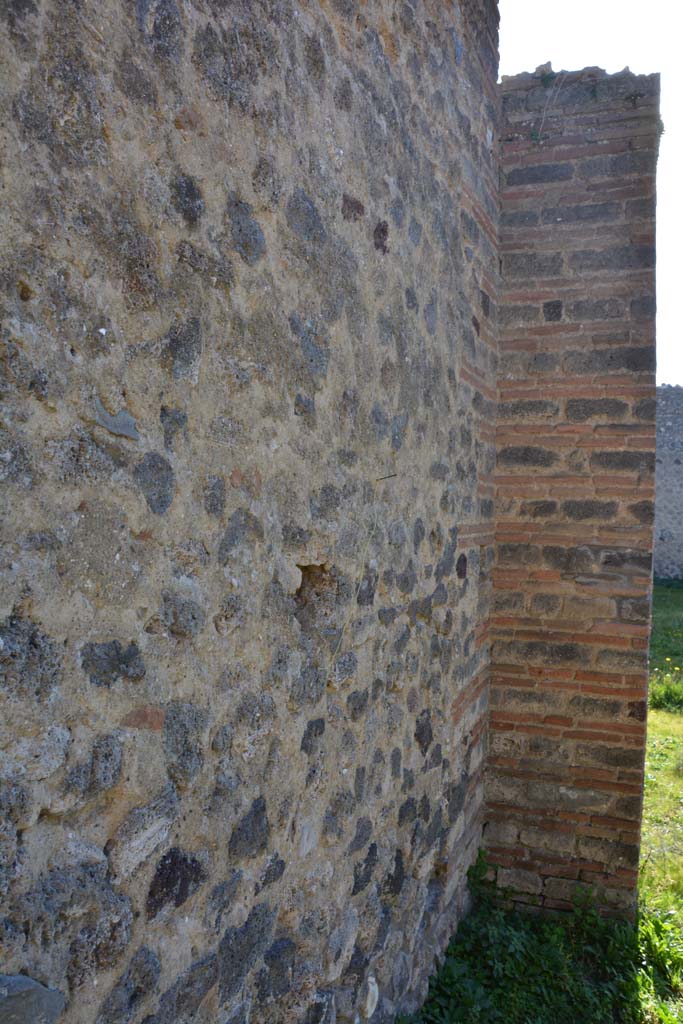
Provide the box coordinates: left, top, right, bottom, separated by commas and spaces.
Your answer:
666, 657, 671, 661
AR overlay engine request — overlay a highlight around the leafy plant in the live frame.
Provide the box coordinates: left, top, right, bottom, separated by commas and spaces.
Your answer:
398, 858, 683, 1024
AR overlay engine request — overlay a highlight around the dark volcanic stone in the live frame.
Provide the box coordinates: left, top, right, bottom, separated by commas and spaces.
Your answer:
1, 614, 61, 700
291, 662, 325, 706
258, 854, 286, 891
67, 733, 123, 796
133, 452, 175, 513
163, 317, 202, 379
163, 701, 206, 784
373, 220, 389, 254
289, 313, 329, 378
286, 188, 326, 243
204, 475, 226, 517
16, 862, 132, 990
81, 640, 145, 688
153, 954, 217, 1024
398, 797, 417, 827
498, 446, 558, 468
342, 193, 365, 221
304, 990, 336, 1023
146, 848, 206, 919
382, 848, 405, 897
256, 937, 296, 1000
171, 173, 204, 227
96, 947, 160, 1024
348, 816, 372, 854
0, 974, 65, 1024
414, 709, 433, 756
160, 590, 206, 638
301, 718, 325, 756
150, 0, 183, 64
227, 194, 266, 265
351, 842, 378, 895
229, 797, 270, 859
218, 509, 264, 562
446, 771, 469, 824
218, 903, 276, 1004
160, 406, 187, 450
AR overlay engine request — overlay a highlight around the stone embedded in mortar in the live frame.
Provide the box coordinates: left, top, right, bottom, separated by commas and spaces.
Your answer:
446, 771, 469, 824
304, 989, 336, 1023
414, 710, 433, 756
286, 188, 326, 244
300, 718, 325, 756
229, 796, 270, 860
204, 474, 226, 517
176, 239, 234, 291
257, 853, 286, 892
161, 317, 202, 380
290, 661, 325, 707
105, 783, 179, 880
93, 397, 140, 441
66, 733, 123, 796
351, 843, 378, 895
348, 817, 372, 855
160, 406, 187, 451
96, 946, 160, 1024
0, 974, 65, 1024
256, 936, 296, 1001
160, 589, 206, 638
146, 847, 207, 919
171, 172, 204, 227
218, 902, 276, 1004
0, 779, 30, 896
151, 952, 218, 1024
227, 194, 266, 266
1, 614, 61, 701
382, 848, 406, 898
373, 220, 389, 254
80, 639, 145, 688
133, 452, 175, 514
289, 313, 329, 380
218, 508, 264, 563
14, 861, 133, 991
163, 702, 207, 785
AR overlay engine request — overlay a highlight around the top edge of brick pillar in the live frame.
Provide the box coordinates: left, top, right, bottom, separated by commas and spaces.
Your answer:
500, 65, 660, 118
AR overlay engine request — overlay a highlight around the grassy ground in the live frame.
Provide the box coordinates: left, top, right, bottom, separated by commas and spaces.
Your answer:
649, 582, 683, 674
642, 581, 683, 947
398, 584, 683, 1024
648, 582, 683, 711
641, 710, 683, 931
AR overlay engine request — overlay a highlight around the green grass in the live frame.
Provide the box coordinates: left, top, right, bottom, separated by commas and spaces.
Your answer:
649, 582, 683, 711
649, 582, 683, 673
398, 585, 683, 1023
641, 710, 683, 930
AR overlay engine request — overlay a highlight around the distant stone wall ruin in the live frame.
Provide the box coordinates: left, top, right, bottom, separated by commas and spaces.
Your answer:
655, 385, 683, 578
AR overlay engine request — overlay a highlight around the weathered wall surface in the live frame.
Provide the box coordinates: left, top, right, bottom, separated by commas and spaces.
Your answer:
488, 66, 658, 914
0, 1, 499, 1022
654, 385, 683, 579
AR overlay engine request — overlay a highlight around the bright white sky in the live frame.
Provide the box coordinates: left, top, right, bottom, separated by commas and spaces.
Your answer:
498, 0, 680, 384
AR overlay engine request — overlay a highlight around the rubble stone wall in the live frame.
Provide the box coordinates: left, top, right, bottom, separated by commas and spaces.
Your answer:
488, 66, 659, 914
0, 1, 500, 1022
654, 385, 683, 579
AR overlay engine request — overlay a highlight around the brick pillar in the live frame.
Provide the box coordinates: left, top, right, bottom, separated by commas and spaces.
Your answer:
487, 66, 659, 913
